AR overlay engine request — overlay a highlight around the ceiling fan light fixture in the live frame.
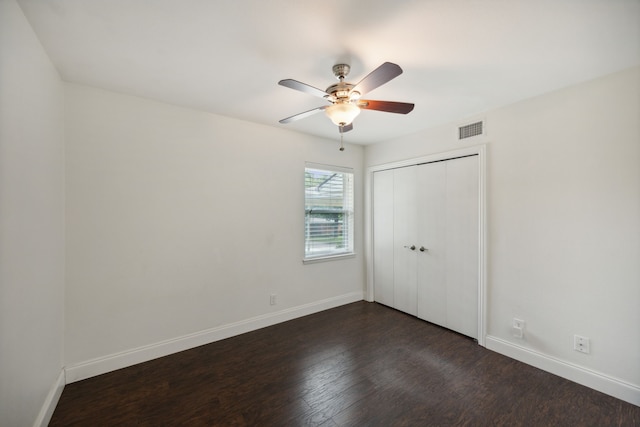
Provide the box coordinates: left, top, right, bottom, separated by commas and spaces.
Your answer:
325, 103, 360, 126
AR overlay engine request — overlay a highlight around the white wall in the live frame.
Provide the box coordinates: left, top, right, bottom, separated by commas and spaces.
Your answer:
366, 66, 640, 404
0, 0, 66, 425
64, 84, 364, 372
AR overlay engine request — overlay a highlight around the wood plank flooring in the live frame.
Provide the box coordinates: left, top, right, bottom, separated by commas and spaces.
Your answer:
50, 302, 640, 426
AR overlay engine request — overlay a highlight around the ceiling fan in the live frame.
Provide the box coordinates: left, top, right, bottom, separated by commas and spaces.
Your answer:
278, 62, 414, 136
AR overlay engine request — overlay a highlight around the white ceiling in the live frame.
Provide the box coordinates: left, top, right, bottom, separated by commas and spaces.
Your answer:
17, 0, 640, 144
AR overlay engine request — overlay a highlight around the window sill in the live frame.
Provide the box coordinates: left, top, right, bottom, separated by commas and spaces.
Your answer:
302, 253, 356, 264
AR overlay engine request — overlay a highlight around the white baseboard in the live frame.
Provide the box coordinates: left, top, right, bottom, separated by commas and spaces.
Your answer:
485, 335, 640, 407
33, 369, 65, 427
65, 291, 364, 383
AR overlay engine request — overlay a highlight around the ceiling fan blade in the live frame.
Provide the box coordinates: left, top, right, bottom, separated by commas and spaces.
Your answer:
339, 123, 353, 133
351, 62, 403, 96
278, 79, 330, 99
279, 105, 328, 124
357, 100, 414, 114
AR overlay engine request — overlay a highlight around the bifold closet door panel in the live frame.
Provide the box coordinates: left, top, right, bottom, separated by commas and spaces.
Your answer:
445, 156, 479, 339
416, 162, 447, 327
373, 169, 395, 307
393, 166, 418, 316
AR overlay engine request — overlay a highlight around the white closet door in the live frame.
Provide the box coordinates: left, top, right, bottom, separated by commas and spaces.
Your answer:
445, 156, 479, 338
373, 169, 395, 307
372, 154, 479, 338
416, 161, 447, 327
393, 166, 418, 316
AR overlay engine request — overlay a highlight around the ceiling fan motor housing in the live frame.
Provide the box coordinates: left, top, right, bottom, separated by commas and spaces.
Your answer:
325, 82, 356, 102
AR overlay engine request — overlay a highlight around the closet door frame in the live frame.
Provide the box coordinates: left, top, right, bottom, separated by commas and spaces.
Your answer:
365, 145, 487, 346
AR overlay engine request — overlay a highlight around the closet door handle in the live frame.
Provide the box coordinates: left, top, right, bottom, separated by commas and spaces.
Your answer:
419, 246, 427, 252
404, 245, 416, 251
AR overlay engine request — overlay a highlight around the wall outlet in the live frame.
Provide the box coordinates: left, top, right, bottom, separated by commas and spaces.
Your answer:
574, 335, 590, 354
270, 294, 277, 306
512, 318, 525, 339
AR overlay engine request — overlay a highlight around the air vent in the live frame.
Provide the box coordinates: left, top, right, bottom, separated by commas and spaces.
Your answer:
458, 121, 484, 140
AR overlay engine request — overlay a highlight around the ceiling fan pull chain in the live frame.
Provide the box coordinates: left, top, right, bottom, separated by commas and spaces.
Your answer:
339, 127, 345, 151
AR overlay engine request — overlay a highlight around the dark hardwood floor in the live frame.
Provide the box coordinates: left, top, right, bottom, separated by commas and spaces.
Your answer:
50, 302, 640, 426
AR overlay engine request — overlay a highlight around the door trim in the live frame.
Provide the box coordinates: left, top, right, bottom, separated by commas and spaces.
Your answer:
365, 145, 487, 346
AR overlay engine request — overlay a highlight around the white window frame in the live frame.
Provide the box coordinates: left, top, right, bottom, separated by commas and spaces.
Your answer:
303, 163, 355, 263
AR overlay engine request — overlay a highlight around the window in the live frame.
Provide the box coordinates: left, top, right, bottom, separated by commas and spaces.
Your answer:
304, 164, 354, 261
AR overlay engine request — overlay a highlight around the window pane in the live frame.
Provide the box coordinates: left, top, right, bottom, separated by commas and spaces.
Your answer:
304, 166, 354, 259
